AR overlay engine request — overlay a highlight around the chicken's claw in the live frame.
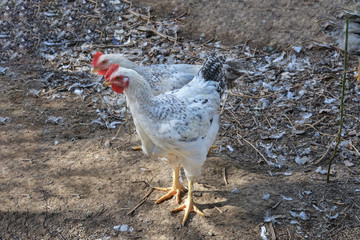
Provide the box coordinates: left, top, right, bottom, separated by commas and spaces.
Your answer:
354, 63, 360, 84
207, 145, 217, 155
155, 185, 187, 204
171, 191, 205, 225
131, 146, 142, 151
171, 180, 205, 225
155, 164, 187, 204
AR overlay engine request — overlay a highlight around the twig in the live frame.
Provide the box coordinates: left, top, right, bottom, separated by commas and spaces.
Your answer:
307, 116, 327, 128
222, 167, 228, 185
271, 200, 282, 209
226, 109, 243, 128
127, 187, 155, 216
128, 9, 173, 26
215, 206, 223, 213
341, 138, 360, 156
128, 9, 153, 23
287, 228, 292, 240
264, 115, 272, 129
202, 43, 230, 50
137, 26, 178, 43
345, 113, 360, 123
268, 222, 277, 240
283, 114, 295, 129
219, 92, 229, 115
94, 29, 103, 42
229, 89, 278, 99
315, 137, 336, 165
327, 19, 348, 183
236, 133, 271, 166
93, 43, 136, 48
86, 0, 97, 8
228, 82, 305, 99
174, 10, 189, 20
104, 28, 107, 49
39, 86, 66, 96
301, 123, 335, 137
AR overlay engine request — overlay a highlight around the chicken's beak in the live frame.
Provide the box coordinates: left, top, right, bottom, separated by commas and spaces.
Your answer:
91, 67, 100, 74
103, 81, 112, 87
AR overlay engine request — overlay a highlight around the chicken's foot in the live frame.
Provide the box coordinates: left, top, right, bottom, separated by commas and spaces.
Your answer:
155, 164, 187, 204
207, 145, 217, 155
355, 62, 360, 83
171, 180, 205, 225
131, 146, 142, 151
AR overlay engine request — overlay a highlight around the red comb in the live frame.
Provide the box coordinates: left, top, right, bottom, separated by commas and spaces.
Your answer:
105, 64, 120, 81
92, 52, 103, 66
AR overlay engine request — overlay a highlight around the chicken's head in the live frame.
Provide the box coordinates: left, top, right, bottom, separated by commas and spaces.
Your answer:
103, 64, 129, 94
91, 52, 111, 75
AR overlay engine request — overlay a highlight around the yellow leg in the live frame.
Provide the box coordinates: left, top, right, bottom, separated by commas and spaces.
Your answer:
155, 164, 187, 204
207, 145, 217, 155
356, 63, 360, 82
171, 180, 205, 226
132, 146, 142, 151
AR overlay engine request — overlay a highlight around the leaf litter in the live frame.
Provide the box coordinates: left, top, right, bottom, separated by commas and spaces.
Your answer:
1, 0, 360, 239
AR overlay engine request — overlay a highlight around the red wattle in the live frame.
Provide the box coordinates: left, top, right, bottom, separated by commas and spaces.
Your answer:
98, 69, 108, 75
111, 85, 124, 94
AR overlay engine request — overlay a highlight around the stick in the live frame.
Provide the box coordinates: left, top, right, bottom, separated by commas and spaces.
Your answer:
341, 138, 360, 156
228, 82, 305, 99
223, 167, 228, 185
127, 187, 155, 216
315, 137, 336, 165
128, 9, 153, 22
137, 26, 178, 43
227, 109, 243, 128
236, 133, 271, 166
219, 92, 229, 115
269, 222, 277, 240
215, 206, 223, 213
272, 200, 282, 209
327, 19, 348, 183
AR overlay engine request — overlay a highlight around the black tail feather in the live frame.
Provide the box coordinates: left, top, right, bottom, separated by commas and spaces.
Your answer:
200, 52, 228, 96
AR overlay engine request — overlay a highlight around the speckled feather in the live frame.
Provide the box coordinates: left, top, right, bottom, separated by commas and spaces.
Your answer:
108, 53, 226, 178
93, 52, 201, 95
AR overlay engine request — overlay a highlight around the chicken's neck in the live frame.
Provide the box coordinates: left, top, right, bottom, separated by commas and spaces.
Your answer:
123, 75, 155, 111
110, 55, 138, 70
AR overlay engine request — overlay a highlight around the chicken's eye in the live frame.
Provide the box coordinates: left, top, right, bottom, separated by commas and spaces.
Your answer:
116, 76, 121, 80
102, 60, 108, 64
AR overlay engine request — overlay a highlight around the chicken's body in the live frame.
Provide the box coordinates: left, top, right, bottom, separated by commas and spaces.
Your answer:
104, 53, 226, 225
92, 52, 202, 152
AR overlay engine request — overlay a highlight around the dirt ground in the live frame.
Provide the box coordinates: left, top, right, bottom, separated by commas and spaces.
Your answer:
133, 0, 352, 49
1, 0, 360, 239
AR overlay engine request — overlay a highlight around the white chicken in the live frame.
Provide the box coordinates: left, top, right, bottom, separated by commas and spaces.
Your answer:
92, 52, 201, 95
103, 53, 227, 225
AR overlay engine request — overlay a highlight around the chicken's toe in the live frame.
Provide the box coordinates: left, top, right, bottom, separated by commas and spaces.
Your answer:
155, 183, 187, 204
171, 196, 205, 226
171, 180, 205, 225
131, 146, 142, 151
